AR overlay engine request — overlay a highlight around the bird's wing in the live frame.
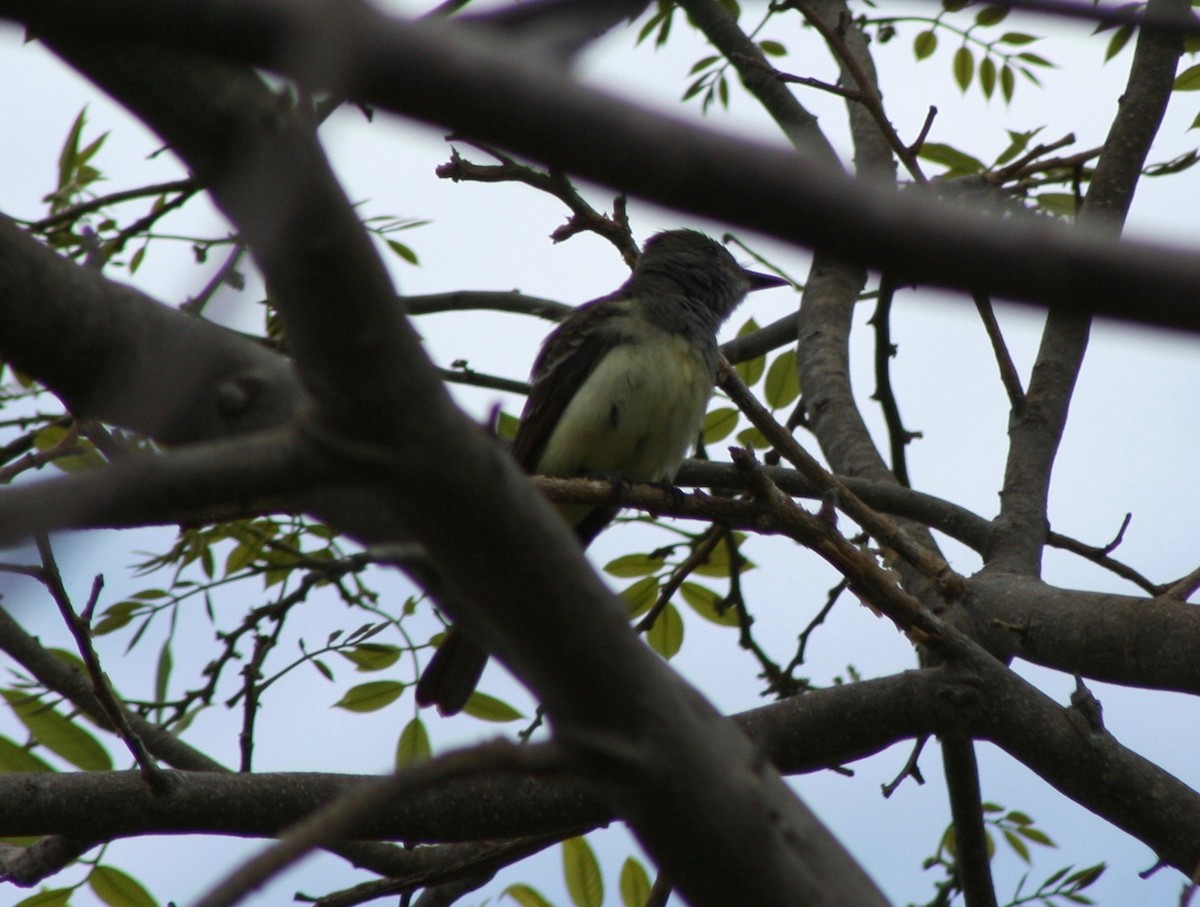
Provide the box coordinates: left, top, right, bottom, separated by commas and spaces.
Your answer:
511, 294, 630, 472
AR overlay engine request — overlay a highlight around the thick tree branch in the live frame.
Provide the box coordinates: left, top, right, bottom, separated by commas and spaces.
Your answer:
987, 0, 1187, 575
26, 18, 885, 907
4, 1, 1200, 328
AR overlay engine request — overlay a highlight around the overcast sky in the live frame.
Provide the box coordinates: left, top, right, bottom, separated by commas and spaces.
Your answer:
2, 2, 1200, 906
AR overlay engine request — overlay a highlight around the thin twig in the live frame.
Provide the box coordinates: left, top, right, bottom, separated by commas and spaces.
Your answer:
789, 0, 928, 184
972, 292, 1027, 413
35, 534, 167, 790
869, 275, 918, 487
719, 360, 964, 600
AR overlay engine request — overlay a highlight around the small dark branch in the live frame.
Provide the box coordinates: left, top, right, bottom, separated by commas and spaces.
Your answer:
1161, 564, 1200, 601
869, 275, 917, 487
194, 741, 567, 907
723, 529, 787, 693
0, 835, 97, 887
773, 68, 863, 100
941, 736, 998, 907
988, 133, 1078, 186
313, 836, 566, 906
787, 578, 848, 673
634, 527, 724, 635
990, 0, 1200, 36
719, 361, 964, 599
26, 178, 197, 231
237, 633, 274, 773
35, 534, 167, 790
100, 186, 198, 261
404, 291, 571, 322
647, 876, 673, 907
728, 447, 953, 648
909, 106, 938, 156
972, 293, 1026, 413
790, 0, 928, 184
881, 734, 928, 798
719, 312, 802, 364
1046, 530, 1158, 595
1070, 675, 1105, 732
439, 364, 529, 396
181, 243, 248, 316
0, 420, 84, 483
437, 143, 637, 261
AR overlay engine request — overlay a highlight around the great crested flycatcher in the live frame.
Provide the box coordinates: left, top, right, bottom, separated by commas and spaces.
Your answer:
415, 230, 786, 714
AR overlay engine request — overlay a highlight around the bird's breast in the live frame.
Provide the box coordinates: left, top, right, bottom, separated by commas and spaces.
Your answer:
535, 331, 715, 482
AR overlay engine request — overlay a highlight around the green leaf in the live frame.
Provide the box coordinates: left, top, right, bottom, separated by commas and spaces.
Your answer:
993, 127, 1041, 166
340, 643, 401, 672
89, 865, 158, 907
999, 32, 1038, 45
1004, 828, 1031, 863
1018, 51, 1054, 67
974, 6, 1008, 26
563, 836, 603, 907
1035, 192, 1078, 218
503, 884, 555, 907
129, 243, 147, 275
733, 319, 764, 386
154, 640, 172, 705
679, 582, 738, 626
1188, 112, 1200, 131
93, 600, 139, 636
764, 352, 800, 409
718, 0, 740, 20
395, 717, 431, 767
702, 406, 739, 443
692, 536, 754, 577
332, 680, 405, 713
15, 889, 73, 907
604, 552, 666, 578
646, 602, 684, 659
979, 55, 996, 99
620, 857, 652, 907
1017, 825, 1055, 847
1065, 864, 1105, 888
1175, 63, 1200, 91
57, 107, 88, 191
1005, 810, 1033, 825
758, 40, 786, 57
2, 690, 112, 771
953, 45, 974, 92
917, 142, 985, 175
682, 75, 708, 102
0, 735, 55, 772
1105, 22, 1134, 62
735, 426, 770, 450
386, 239, 419, 265
1001, 63, 1016, 102
462, 691, 524, 722
496, 410, 520, 440
913, 29, 937, 60
688, 54, 719, 75
621, 576, 660, 618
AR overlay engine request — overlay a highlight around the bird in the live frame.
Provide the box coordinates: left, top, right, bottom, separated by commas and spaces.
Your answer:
415, 229, 787, 715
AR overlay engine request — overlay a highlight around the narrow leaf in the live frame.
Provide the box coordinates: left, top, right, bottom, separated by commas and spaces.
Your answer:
620, 857, 653, 907
646, 602, 684, 659
395, 717, 431, 766
563, 837, 604, 907
953, 45, 974, 92
89, 865, 158, 907
332, 680, 405, 713
462, 691, 524, 722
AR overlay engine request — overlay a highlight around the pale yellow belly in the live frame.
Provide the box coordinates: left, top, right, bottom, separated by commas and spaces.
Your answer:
535, 333, 713, 484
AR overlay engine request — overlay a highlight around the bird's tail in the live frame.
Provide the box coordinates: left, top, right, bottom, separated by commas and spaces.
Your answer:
414, 628, 489, 716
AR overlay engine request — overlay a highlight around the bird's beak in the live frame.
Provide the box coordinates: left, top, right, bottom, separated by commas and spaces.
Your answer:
743, 268, 788, 291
